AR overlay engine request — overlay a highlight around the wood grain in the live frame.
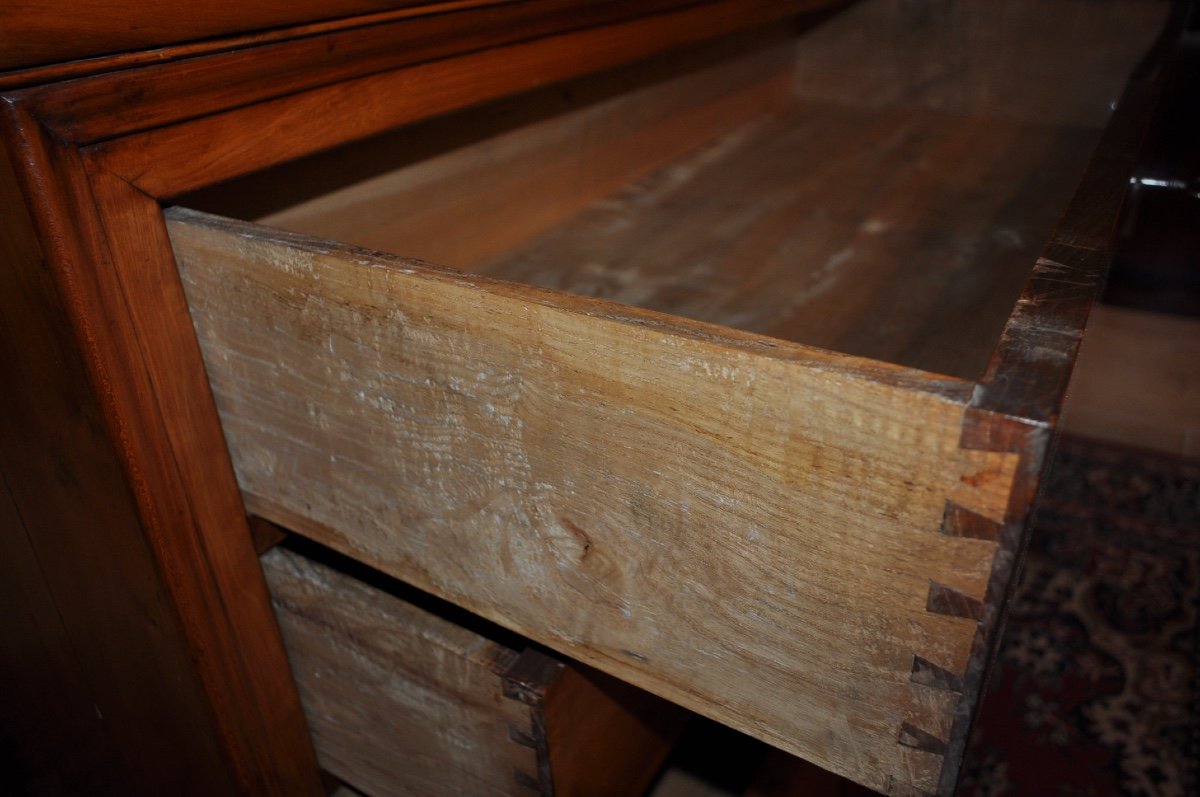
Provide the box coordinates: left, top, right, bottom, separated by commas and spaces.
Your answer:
89, 0, 836, 196
0, 4, 844, 791
1, 103, 323, 793
84, 161, 323, 795
262, 546, 540, 796
21, 0, 715, 143
4, 0, 1173, 790
0, 0, 511, 73
469, 101, 1098, 381
264, 543, 681, 796
169, 210, 1022, 794
0, 0, 530, 90
244, 28, 797, 269
0, 120, 235, 794
789, 0, 1168, 127
222, 6, 1165, 383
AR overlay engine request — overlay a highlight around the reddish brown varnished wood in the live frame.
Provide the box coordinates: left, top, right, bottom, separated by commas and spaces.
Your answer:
0, 0, 515, 74
81, 161, 321, 794
0, 2, 536, 91
88, 0, 833, 196
0, 124, 237, 794
250, 516, 289, 555
18, 0, 712, 141
2, 64, 321, 797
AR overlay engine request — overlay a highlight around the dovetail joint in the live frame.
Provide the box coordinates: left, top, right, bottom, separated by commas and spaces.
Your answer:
926, 580, 984, 622
512, 767, 541, 791
507, 724, 538, 749
910, 655, 965, 693
898, 722, 948, 756
939, 501, 1002, 542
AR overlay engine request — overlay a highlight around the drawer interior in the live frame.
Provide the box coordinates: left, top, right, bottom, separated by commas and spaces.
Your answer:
181, 0, 1166, 380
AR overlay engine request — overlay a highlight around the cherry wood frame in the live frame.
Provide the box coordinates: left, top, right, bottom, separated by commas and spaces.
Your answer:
1, 1, 838, 793
0, 0, 1178, 792
0, 0, 525, 76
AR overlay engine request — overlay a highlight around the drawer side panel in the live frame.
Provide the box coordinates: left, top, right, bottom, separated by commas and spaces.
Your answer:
262, 546, 540, 796
170, 210, 1017, 795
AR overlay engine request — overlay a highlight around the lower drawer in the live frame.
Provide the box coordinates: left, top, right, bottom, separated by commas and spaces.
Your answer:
261, 544, 682, 797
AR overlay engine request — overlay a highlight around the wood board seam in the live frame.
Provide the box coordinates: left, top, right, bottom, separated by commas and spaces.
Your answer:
938, 501, 1002, 543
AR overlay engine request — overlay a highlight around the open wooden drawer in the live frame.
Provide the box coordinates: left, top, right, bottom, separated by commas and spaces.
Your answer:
261, 537, 683, 796
163, 2, 1172, 793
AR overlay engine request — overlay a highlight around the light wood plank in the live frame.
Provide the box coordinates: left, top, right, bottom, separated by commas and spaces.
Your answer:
262, 547, 539, 797
472, 101, 1098, 380
170, 210, 1022, 793
264, 539, 682, 796
228, 96, 1098, 382
248, 29, 796, 270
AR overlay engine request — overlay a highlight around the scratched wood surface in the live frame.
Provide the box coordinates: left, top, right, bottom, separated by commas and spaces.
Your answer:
236, 29, 797, 271
170, 210, 1022, 794
472, 102, 1098, 380
263, 544, 682, 796
230, 4, 1169, 381
261, 546, 539, 796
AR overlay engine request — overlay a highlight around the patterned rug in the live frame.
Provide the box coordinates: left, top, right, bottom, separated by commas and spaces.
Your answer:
959, 435, 1200, 797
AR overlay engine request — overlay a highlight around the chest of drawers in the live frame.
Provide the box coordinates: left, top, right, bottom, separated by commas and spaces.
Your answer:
0, 1, 1177, 794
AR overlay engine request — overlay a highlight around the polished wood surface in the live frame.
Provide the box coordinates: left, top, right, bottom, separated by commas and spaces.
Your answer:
3, 93, 324, 795
89, 0, 834, 197
0, 117, 237, 795
0, 0, 510, 73
20, 0, 720, 141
